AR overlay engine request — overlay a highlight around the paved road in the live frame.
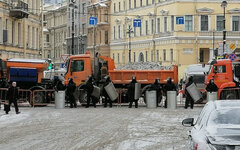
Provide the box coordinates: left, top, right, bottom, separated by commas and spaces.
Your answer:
0, 106, 202, 150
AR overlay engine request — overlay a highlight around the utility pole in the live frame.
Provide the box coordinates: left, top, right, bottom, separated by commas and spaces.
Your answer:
126, 26, 133, 62
72, 8, 74, 55
41, 0, 44, 58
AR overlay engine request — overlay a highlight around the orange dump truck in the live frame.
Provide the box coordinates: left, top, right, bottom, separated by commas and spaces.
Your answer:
64, 53, 178, 87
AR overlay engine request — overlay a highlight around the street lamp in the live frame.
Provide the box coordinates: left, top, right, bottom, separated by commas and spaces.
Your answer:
69, 1, 77, 55
221, 0, 227, 54
126, 26, 134, 62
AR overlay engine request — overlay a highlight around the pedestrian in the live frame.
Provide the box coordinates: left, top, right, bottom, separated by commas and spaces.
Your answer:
185, 76, 195, 109
206, 79, 218, 93
84, 76, 96, 108
6, 82, 20, 114
163, 77, 176, 108
103, 75, 113, 108
128, 76, 139, 108
66, 78, 77, 108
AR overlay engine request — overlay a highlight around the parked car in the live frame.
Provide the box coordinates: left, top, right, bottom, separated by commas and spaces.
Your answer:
182, 100, 240, 150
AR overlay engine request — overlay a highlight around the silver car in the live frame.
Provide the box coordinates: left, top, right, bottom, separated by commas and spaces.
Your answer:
182, 100, 240, 150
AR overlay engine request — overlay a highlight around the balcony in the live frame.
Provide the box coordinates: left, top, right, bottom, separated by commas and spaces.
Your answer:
9, 0, 29, 19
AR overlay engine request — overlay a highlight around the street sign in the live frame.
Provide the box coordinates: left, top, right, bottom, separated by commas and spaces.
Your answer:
60, 63, 66, 68
176, 17, 184, 24
61, 54, 70, 62
228, 53, 237, 61
133, 19, 141, 27
229, 43, 237, 51
89, 17, 98, 25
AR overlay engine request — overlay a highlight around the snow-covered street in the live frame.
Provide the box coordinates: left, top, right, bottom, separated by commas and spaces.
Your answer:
0, 106, 202, 150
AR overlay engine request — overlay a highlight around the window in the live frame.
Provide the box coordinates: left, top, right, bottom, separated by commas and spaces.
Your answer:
71, 60, 84, 72
232, 16, 240, 31
146, 0, 149, 6
217, 16, 224, 31
134, 0, 136, 8
129, 0, 131, 9
118, 25, 121, 39
12, 21, 14, 44
164, 17, 167, 32
156, 50, 159, 61
163, 49, 166, 61
134, 27, 136, 36
201, 15, 208, 31
82, 3, 86, 15
214, 65, 226, 73
140, 25, 142, 36
146, 51, 148, 62
114, 3, 116, 12
46, 34, 49, 42
133, 52, 136, 62
170, 49, 173, 61
185, 15, 193, 31
119, 2, 121, 11
200, 49, 204, 62
140, 0, 143, 7
113, 26, 116, 39
104, 10, 108, 22
80, 24, 84, 35
105, 31, 108, 44
157, 18, 160, 33
171, 16, 174, 31
113, 53, 115, 61
151, 19, 154, 34
122, 53, 125, 63
152, 0, 154, 4
18, 23, 21, 46
151, 51, 153, 61
145, 20, 148, 35
123, 24, 125, 38
117, 53, 120, 63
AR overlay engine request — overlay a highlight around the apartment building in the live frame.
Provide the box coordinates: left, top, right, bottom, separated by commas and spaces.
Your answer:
44, 1, 67, 66
87, 0, 111, 57
66, 0, 89, 55
110, 0, 240, 79
0, 0, 42, 59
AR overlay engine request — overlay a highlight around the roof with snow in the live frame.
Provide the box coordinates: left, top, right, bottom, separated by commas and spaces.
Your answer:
8, 58, 48, 63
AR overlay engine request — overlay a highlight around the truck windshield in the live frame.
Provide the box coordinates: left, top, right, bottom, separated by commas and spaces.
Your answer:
71, 60, 84, 72
192, 75, 206, 84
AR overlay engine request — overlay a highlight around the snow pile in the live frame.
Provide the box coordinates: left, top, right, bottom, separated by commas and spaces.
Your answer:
116, 62, 173, 70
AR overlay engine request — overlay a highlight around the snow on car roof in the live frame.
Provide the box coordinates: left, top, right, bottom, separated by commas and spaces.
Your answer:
212, 100, 240, 109
8, 58, 48, 63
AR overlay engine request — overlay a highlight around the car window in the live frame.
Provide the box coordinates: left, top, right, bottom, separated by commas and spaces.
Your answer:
208, 109, 240, 125
196, 103, 213, 128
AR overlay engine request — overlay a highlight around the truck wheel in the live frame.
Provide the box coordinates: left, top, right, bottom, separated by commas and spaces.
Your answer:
79, 90, 87, 104
33, 92, 44, 104
221, 90, 236, 100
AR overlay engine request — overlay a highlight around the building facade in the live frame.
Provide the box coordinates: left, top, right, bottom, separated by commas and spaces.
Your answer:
66, 0, 89, 55
110, 0, 240, 79
0, 0, 42, 59
87, 0, 111, 57
44, 1, 67, 67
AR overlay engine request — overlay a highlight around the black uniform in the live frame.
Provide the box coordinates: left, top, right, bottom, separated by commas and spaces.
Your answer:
84, 76, 95, 108
6, 86, 20, 114
206, 79, 218, 93
185, 76, 195, 109
149, 79, 162, 106
163, 78, 176, 108
66, 79, 77, 108
103, 76, 112, 108
128, 77, 139, 108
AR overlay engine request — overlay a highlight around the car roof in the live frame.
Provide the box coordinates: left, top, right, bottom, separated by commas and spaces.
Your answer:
211, 100, 240, 110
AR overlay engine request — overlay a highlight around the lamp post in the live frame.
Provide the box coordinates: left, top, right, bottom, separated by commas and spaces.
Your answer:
221, 1, 227, 54
69, 1, 77, 55
126, 26, 134, 62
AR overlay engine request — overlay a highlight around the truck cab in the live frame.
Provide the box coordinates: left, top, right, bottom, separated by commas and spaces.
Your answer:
206, 59, 240, 99
64, 54, 92, 86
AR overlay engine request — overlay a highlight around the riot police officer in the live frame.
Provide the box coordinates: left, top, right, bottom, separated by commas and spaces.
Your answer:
185, 76, 195, 109
206, 79, 218, 93
150, 78, 163, 107
103, 75, 112, 108
163, 77, 176, 108
66, 78, 77, 108
84, 76, 95, 108
128, 76, 139, 108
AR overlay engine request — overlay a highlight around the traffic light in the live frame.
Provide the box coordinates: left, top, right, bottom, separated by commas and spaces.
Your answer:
48, 62, 52, 70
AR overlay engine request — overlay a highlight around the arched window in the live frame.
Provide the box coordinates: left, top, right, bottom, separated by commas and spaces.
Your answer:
138, 52, 144, 62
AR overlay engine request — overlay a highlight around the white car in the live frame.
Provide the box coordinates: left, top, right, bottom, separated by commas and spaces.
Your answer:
182, 100, 240, 150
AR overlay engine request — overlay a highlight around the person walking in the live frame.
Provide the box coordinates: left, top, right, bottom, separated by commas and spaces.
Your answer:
66, 78, 77, 108
185, 76, 195, 109
84, 76, 95, 108
103, 76, 113, 108
6, 82, 20, 114
206, 79, 218, 93
150, 78, 163, 107
163, 78, 176, 108
128, 76, 139, 108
